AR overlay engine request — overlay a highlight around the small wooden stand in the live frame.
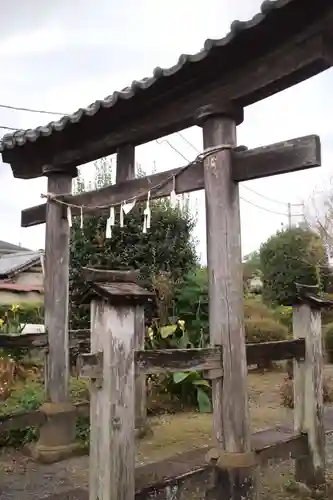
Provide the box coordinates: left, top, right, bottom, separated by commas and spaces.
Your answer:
293, 283, 332, 489
78, 269, 154, 500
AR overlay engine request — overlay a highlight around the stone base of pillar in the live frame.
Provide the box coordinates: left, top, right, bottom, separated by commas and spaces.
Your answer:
135, 422, 153, 439
24, 401, 81, 464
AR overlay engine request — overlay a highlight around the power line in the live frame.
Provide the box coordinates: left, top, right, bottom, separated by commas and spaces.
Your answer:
156, 136, 304, 218
0, 103, 65, 116
240, 196, 304, 217
241, 183, 303, 207
176, 131, 303, 209
156, 138, 190, 162
177, 132, 200, 153
0, 125, 19, 131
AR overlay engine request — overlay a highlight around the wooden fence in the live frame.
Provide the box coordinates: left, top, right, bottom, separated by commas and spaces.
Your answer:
0, 335, 304, 433
1, 277, 332, 499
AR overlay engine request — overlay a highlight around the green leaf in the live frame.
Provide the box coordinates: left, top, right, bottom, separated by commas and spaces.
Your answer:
192, 379, 211, 389
160, 325, 177, 339
173, 372, 190, 384
196, 387, 212, 413
178, 332, 192, 348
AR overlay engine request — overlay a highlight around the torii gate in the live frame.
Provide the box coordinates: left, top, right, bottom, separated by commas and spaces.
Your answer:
1, 0, 333, 498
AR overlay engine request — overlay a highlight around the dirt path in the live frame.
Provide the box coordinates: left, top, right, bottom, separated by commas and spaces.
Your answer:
1, 369, 333, 499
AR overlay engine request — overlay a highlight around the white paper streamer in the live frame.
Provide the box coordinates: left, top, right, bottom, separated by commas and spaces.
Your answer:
170, 176, 177, 208
80, 207, 84, 230
67, 206, 72, 228
122, 200, 136, 214
120, 204, 124, 228
106, 206, 115, 239
143, 191, 151, 233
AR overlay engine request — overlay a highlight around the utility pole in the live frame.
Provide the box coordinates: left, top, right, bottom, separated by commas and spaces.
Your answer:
288, 202, 292, 228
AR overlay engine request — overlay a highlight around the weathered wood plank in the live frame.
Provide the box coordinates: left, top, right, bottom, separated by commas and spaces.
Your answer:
0, 333, 48, 349
134, 306, 147, 435
30, 170, 78, 462
135, 347, 222, 375
202, 110, 255, 500
246, 339, 305, 365
0, 409, 45, 431
21, 135, 320, 227
82, 267, 139, 283
293, 304, 325, 487
0, 330, 90, 352
0, 401, 89, 432
44, 172, 73, 403
116, 144, 135, 183
89, 299, 135, 500
234, 134, 320, 182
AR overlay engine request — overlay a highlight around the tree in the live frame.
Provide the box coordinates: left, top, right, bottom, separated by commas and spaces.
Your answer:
259, 227, 329, 306
304, 179, 333, 261
69, 158, 198, 329
242, 250, 262, 294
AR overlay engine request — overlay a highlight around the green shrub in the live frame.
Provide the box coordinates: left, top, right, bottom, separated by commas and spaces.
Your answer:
260, 227, 328, 306
272, 305, 293, 332
0, 303, 44, 362
173, 267, 209, 346
0, 379, 44, 446
245, 317, 288, 344
244, 298, 275, 321
0, 302, 44, 325
146, 321, 211, 412
324, 322, 333, 363
0, 377, 89, 448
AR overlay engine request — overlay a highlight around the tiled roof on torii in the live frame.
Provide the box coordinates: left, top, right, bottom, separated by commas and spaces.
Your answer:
0, 0, 332, 178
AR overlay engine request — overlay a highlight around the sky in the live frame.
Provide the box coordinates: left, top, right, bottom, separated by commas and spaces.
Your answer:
0, 0, 333, 263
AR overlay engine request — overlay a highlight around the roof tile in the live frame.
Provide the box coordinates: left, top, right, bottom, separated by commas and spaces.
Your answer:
0, 0, 294, 153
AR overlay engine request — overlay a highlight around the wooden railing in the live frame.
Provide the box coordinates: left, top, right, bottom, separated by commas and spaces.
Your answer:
0, 332, 305, 433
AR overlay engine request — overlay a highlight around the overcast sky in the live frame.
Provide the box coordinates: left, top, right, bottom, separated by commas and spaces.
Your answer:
0, 0, 332, 263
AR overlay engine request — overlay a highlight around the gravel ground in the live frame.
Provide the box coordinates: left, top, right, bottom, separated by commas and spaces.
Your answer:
1, 432, 333, 500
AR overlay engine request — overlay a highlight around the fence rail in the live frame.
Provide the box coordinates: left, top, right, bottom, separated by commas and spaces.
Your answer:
0, 331, 305, 365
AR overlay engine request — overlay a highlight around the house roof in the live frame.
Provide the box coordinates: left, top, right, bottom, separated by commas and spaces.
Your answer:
0, 250, 43, 278
0, 282, 43, 293
1, 0, 332, 178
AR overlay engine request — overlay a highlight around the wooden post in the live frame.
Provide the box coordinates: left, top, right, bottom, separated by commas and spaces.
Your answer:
293, 284, 327, 488
29, 166, 79, 463
90, 299, 135, 500
134, 305, 148, 436
116, 145, 148, 436
116, 144, 135, 182
199, 105, 256, 500
78, 273, 154, 500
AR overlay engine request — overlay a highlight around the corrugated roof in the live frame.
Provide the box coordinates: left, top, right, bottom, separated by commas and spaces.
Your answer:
0, 0, 320, 154
0, 240, 30, 253
0, 251, 43, 278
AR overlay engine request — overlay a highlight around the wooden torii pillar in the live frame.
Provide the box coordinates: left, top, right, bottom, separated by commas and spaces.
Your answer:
199, 104, 257, 500
195, 104, 322, 500
29, 164, 79, 463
